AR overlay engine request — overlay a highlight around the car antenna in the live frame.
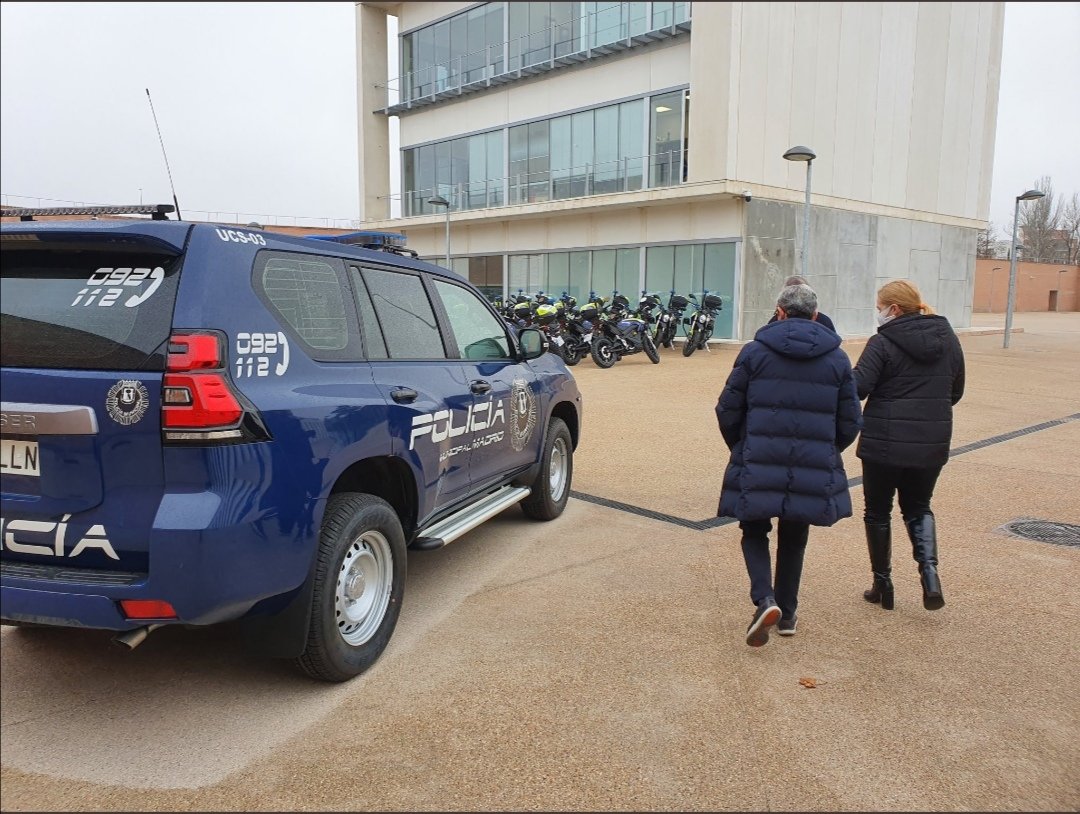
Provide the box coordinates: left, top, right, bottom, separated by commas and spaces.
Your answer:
145, 88, 183, 220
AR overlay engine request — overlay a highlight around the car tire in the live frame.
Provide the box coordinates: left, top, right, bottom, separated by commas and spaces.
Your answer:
521, 417, 573, 521
295, 493, 406, 683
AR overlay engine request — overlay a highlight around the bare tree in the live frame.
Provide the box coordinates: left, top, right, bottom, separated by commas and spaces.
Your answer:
1018, 175, 1060, 262
976, 222, 998, 258
1060, 193, 1080, 265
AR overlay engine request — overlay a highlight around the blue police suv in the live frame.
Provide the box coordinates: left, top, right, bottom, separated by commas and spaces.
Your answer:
0, 206, 582, 681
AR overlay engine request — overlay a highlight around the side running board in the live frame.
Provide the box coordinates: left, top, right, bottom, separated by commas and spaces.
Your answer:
413, 486, 531, 551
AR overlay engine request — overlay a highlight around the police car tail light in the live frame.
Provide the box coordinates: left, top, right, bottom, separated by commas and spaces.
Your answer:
120, 599, 177, 620
162, 331, 250, 441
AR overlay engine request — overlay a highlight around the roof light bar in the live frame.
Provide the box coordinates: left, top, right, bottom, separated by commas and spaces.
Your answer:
2, 204, 175, 221
305, 230, 419, 258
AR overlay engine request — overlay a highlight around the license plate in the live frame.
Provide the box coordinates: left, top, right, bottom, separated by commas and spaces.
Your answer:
1, 439, 40, 478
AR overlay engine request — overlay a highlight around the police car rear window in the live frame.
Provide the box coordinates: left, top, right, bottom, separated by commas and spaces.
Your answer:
257, 253, 350, 352
0, 248, 181, 371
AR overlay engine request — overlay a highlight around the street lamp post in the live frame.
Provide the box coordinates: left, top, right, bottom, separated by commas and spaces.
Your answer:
1004, 189, 1045, 348
428, 194, 450, 269
783, 145, 816, 278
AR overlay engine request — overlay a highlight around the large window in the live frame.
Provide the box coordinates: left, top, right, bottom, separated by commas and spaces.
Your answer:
644, 242, 736, 338
507, 247, 640, 303
399, 3, 691, 103
441, 238, 736, 336
404, 130, 503, 215
449, 255, 504, 300
507, 98, 646, 204
402, 3, 506, 102
402, 89, 686, 213
650, 90, 687, 187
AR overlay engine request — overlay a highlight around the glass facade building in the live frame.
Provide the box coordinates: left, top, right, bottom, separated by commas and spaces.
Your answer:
399, 2, 691, 104
403, 90, 688, 215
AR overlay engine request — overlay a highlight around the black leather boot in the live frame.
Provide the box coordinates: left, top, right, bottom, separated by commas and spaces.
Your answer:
906, 513, 945, 610
863, 522, 894, 610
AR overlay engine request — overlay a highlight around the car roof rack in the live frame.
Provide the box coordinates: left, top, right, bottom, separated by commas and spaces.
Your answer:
2, 204, 175, 222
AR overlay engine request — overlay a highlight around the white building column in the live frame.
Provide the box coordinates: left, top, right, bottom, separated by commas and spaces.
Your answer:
686, 1, 734, 184
356, 4, 390, 222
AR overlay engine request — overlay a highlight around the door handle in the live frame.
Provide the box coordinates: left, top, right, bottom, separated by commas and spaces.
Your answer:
391, 387, 418, 404
470, 380, 492, 394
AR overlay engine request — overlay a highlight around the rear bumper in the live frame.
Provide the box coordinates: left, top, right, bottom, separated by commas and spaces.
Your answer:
1, 585, 130, 629
0, 496, 323, 631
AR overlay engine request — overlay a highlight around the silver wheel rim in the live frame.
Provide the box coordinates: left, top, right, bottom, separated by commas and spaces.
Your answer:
549, 437, 569, 502
599, 342, 613, 361
335, 530, 393, 646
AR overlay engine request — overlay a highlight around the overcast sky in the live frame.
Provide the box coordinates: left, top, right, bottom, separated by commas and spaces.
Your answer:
1, 2, 1078, 235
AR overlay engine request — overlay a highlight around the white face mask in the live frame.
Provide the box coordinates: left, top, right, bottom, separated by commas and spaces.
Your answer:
876, 306, 896, 327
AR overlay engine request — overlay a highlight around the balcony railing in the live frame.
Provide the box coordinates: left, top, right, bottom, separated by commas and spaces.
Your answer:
384, 3, 691, 114
396, 149, 686, 218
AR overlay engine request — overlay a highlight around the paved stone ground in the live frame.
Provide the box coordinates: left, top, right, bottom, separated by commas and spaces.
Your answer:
1, 312, 1078, 811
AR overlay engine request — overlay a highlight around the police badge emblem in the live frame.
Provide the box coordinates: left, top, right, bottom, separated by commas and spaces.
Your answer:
509, 378, 537, 452
105, 379, 150, 426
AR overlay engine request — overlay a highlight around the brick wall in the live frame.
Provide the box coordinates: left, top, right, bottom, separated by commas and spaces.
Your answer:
973, 258, 1078, 313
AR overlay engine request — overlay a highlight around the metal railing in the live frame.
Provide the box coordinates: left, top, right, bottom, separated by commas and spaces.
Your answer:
0, 194, 361, 230
388, 2, 691, 109
397, 149, 686, 217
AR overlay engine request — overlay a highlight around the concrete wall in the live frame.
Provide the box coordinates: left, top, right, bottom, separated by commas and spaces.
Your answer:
972, 259, 1079, 313
396, 198, 742, 258
741, 199, 977, 338
719, 2, 1004, 222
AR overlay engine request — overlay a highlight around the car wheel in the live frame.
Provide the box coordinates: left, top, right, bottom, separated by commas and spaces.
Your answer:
521, 417, 573, 521
295, 493, 406, 682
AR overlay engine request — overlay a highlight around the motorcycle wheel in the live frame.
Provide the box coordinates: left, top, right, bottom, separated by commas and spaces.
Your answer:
643, 333, 660, 364
662, 327, 674, 349
682, 329, 697, 357
591, 337, 618, 369
561, 344, 582, 366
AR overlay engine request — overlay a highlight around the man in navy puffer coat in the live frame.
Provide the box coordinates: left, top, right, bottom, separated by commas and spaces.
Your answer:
717, 284, 862, 646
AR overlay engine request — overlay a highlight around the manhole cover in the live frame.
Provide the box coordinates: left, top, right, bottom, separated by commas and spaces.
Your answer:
998, 519, 1080, 548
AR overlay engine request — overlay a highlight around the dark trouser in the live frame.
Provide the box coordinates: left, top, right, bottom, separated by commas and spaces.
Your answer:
739, 519, 810, 620
862, 461, 943, 524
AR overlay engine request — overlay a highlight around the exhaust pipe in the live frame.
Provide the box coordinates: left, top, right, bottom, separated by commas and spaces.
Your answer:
112, 624, 163, 651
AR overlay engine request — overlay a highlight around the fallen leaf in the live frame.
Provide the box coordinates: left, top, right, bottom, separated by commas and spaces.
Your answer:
799, 677, 818, 689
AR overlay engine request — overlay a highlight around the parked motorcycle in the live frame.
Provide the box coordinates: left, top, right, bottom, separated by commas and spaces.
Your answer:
591, 292, 661, 368
652, 291, 691, 349
557, 294, 597, 367
533, 297, 567, 358
681, 291, 724, 357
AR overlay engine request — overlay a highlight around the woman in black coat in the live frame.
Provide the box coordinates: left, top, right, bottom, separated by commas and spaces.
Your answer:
853, 280, 965, 611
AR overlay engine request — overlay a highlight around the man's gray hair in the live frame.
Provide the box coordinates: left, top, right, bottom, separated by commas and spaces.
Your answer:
777, 284, 818, 319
